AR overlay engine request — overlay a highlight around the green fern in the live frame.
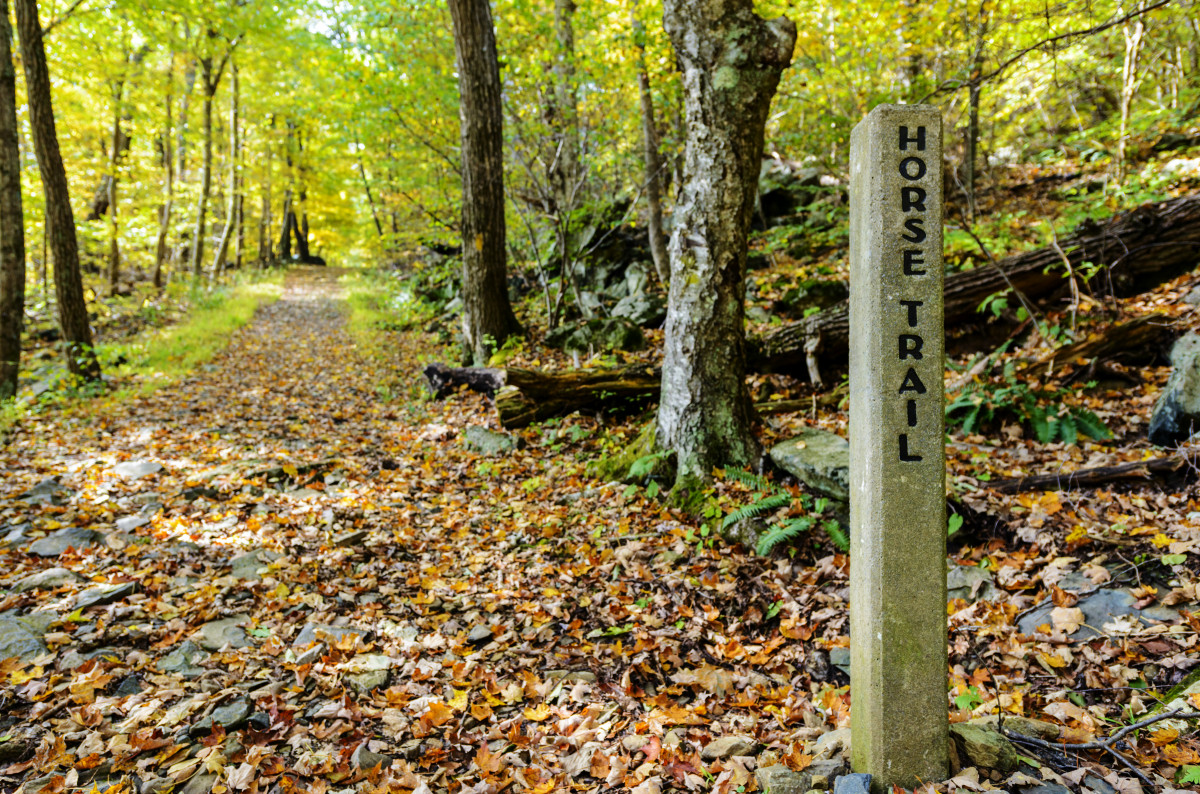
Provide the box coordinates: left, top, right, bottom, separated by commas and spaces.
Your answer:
720, 492, 791, 531
756, 517, 814, 556
822, 519, 850, 552
722, 469, 771, 491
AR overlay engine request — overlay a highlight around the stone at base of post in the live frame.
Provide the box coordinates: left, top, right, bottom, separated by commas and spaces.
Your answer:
848, 103, 948, 793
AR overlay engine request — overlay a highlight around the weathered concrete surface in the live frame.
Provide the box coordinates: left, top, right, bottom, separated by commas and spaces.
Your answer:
848, 103, 948, 792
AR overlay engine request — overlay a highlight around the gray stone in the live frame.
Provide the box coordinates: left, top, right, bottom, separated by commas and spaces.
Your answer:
769, 430, 850, 502
348, 670, 389, 693
190, 697, 252, 736
813, 727, 851, 760
947, 563, 999, 602
12, 567, 83, 592
113, 460, 163, 479
467, 624, 494, 645
333, 530, 368, 547
612, 293, 667, 327
159, 640, 208, 677
833, 773, 872, 794
179, 774, 218, 794
949, 722, 1018, 773
829, 647, 851, 676
18, 478, 69, 505
294, 642, 325, 665
76, 582, 137, 609
545, 317, 645, 354
1149, 332, 1200, 445
352, 743, 391, 771
773, 279, 849, 319
0, 523, 31, 548
1019, 786, 1070, 794
140, 777, 174, 794
462, 426, 517, 457
755, 764, 813, 794
230, 548, 281, 581
194, 615, 252, 651
1082, 773, 1117, 794
0, 616, 47, 661
293, 623, 365, 648
1017, 588, 1180, 638
848, 104, 948, 789
28, 527, 103, 557
116, 515, 150, 532
701, 735, 757, 760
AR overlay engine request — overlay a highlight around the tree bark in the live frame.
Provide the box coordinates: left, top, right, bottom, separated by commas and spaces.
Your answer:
655, 0, 796, 484
632, 5, 669, 285
153, 67, 174, 290
278, 190, 293, 261
1116, 1, 1148, 183
190, 59, 216, 277
448, 0, 521, 365
751, 193, 1200, 379
210, 59, 238, 278
105, 80, 123, 295
0, 0, 25, 400
15, 0, 99, 382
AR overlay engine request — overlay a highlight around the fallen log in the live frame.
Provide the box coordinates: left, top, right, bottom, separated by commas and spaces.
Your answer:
988, 455, 1191, 494
423, 362, 505, 399
497, 366, 661, 428
750, 193, 1200, 380
1012, 313, 1173, 380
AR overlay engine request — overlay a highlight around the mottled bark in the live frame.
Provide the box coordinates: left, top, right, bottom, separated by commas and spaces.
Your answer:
105, 85, 123, 295
15, 0, 100, 382
189, 62, 215, 277
550, 0, 578, 214
655, 0, 795, 484
0, 0, 25, 399
632, 7, 669, 285
211, 59, 238, 278
448, 0, 521, 364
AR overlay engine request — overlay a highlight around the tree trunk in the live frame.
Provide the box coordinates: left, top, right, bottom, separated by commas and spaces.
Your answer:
278, 190, 293, 261
105, 82, 123, 296
550, 0, 579, 217
259, 123, 273, 264
0, 0, 25, 400
1116, 1, 1148, 183
655, 0, 796, 485
153, 70, 174, 290
632, 5, 669, 285
15, 0, 99, 381
752, 193, 1200, 379
355, 137, 384, 237
210, 59, 238, 278
177, 57, 195, 180
448, 0, 522, 365
190, 61, 215, 277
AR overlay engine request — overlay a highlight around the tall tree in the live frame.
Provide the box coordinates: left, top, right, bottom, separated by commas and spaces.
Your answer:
189, 31, 236, 277
654, 0, 795, 486
632, 4, 669, 285
448, 0, 521, 365
211, 58, 240, 277
0, 0, 25, 400
15, 0, 100, 382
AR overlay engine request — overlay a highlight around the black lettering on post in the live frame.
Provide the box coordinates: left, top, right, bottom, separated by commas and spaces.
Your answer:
899, 367, 927, 394
902, 218, 926, 243
903, 249, 926, 275
901, 187, 926, 212
899, 157, 927, 180
899, 334, 924, 360
907, 399, 918, 427
899, 434, 923, 462
899, 125, 926, 151
900, 299, 923, 326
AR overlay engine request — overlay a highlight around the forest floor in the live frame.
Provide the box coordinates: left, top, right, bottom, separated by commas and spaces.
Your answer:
1, 266, 1198, 794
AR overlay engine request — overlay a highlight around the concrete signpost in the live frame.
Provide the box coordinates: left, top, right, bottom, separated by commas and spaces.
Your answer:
848, 104, 948, 792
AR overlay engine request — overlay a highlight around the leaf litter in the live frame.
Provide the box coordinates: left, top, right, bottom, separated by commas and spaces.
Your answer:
0, 268, 1197, 794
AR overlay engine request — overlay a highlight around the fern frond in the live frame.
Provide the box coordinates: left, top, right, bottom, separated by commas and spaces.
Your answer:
822, 519, 849, 552
723, 469, 773, 492
721, 493, 791, 531
756, 516, 813, 556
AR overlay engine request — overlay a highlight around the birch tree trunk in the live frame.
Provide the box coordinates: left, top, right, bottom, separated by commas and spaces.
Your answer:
0, 0, 25, 399
655, 0, 795, 486
15, 0, 100, 382
448, 0, 521, 365
1116, 1, 1147, 183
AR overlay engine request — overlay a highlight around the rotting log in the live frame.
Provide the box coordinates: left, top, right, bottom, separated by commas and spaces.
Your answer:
497, 366, 661, 428
423, 362, 505, 399
750, 193, 1200, 380
1012, 313, 1173, 380
989, 455, 1191, 494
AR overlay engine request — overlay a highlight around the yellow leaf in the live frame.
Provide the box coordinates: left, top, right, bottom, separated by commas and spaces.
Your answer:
282, 464, 299, 478
1151, 533, 1173, 548
10, 665, 42, 684
523, 704, 552, 722
449, 688, 470, 712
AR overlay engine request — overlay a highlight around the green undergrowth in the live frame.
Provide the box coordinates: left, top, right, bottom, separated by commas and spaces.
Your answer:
1, 273, 282, 435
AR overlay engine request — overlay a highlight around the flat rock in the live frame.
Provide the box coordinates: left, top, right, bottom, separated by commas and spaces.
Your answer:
112, 460, 163, 479
293, 623, 365, 648
351, 743, 391, 771
13, 567, 83, 593
769, 429, 850, 501
612, 293, 667, 327
833, 773, 872, 794
467, 624, 494, 645
949, 722, 1018, 773
1017, 588, 1179, 638
179, 774, 218, 794
0, 616, 48, 661
18, 478, 70, 505
116, 515, 150, 532
1149, 332, 1200, 445
28, 527, 104, 557
333, 530, 368, 547
0, 523, 31, 548
813, 727, 851, 759
194, 615, 252, 651
462, 426, 517, 457
1018, 785, 1070, 794
701, 735, 757, 760
348, 670, 389, 693
76, 582, 137, 609
190, 697, 252, 736
159, 640, 208, 677
947, 563, 1000, 602
231, 548, 282, 581
754, 764, 813, 794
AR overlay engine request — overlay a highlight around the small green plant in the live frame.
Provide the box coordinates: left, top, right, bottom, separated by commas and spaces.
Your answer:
717, 470, 848, 555
954, 685, 985, 711
946, 359, 1111, 444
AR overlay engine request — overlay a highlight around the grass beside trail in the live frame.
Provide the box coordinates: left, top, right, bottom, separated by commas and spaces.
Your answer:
0, 273, 283, 434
